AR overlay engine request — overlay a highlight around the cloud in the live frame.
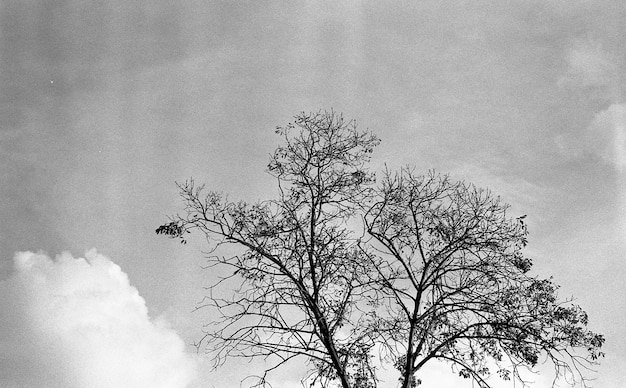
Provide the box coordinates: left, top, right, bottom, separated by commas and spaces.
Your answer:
555, 103, 626, 172
555, 38, 625, 172
586, 103, 626, 171
447, 162, 554, 214
0, 249, 198, 388
559, 39, 619, 94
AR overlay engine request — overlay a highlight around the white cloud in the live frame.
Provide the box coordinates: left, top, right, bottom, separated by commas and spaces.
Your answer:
559, 103, 626, 171
586, 103, 626, 171
556, 39, 625, 172
559, 40, 618, 93
0, 249, 198, 388
447, 163, 554, 216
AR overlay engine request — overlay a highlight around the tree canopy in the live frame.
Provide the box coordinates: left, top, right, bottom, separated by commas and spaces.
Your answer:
157, 110, 604, 388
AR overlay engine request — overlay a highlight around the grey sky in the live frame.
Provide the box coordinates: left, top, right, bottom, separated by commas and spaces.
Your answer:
1, 1, 624, 387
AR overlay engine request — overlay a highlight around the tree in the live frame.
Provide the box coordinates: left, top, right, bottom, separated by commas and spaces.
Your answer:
363, 169, 605, 388
157, 111, 381, 388
157, 110, 604, 388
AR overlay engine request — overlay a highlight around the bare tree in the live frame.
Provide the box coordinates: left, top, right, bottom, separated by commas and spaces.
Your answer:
157, 111, 381, 388
363, 168, 605, 388
158, 111, 604, 388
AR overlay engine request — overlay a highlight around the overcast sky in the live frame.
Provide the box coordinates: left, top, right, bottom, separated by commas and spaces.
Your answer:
1, 1, 624, 387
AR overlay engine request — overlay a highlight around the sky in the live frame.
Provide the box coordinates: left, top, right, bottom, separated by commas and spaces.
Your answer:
0, 1, 624, 387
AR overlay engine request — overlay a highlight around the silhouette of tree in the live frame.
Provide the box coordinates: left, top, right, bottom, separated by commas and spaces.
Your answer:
158, 111, 380, 388
363, 169, 604, 388
157, 111, 604, 388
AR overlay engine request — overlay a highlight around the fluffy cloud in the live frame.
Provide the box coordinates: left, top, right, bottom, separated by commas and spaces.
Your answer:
0, 249, 198, 388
